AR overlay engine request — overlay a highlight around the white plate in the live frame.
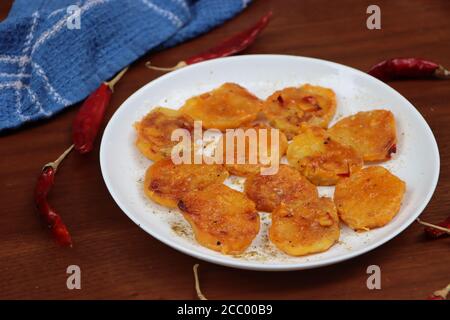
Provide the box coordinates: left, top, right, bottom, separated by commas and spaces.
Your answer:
100, 55, 439, 271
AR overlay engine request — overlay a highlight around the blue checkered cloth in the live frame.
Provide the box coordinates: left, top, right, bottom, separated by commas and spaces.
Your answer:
0, 0, 251, 131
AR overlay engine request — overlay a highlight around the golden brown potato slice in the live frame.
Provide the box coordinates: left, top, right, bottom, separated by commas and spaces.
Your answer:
135, 107, 194, 161
328, 110, 397, 162
219, 123, 288, 177
263, 84, 337, 139
178, 184, 260, 255
144, 159, 228, 208
244, 165, 318, 212
334, 166, 406, 231
180, 83, 262, 131
287, 124, 363, 185
269, 197, 340, 256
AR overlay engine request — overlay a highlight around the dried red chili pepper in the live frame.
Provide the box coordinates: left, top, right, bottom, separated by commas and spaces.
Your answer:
417, 218, 450, 239
34, 145, 74, 247
72, 67, 128, 153
146, 11, 273, 71
428, 283, 450, 300
368, 58, 450, 81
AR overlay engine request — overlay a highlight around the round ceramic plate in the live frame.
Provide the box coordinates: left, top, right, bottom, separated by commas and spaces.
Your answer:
100, 55, 439, 271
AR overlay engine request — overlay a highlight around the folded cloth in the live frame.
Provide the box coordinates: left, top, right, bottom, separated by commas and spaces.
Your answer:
0, 0, 251, 131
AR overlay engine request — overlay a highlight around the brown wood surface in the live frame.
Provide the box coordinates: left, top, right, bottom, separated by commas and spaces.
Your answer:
1, 0, 449, 300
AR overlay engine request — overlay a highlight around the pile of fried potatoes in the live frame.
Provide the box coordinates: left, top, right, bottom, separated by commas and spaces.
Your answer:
134, 82, 406, 256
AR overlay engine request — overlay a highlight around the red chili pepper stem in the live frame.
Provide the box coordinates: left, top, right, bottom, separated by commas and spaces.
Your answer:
434, 65, 450, 79
146, 11, 273, 72
416, 218, 450, 235
105, 67, 128, 91
428, 283, 450, 300
193, 264, 208, 300
145, 60, 187, 72
43, 144, 74, 172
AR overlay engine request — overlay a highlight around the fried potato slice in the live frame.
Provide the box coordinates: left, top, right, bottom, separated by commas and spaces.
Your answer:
244, 165, 318, 212
334, 166, 406, 231
178, 184, 260, 254
180, 83, 262, 131
263, 84, 337, 139
269, 197, 340, 256
135, 107, 194, 161
144, 159, 228, 208
220, 123, 288, 177
287, 124, 363, 185
329, 110, 397, 162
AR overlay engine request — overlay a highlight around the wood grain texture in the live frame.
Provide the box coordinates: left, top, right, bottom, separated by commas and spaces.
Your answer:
1, 0, 449, 300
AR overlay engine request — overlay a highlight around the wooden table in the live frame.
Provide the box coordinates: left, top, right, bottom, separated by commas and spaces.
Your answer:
1, 0, 449, 300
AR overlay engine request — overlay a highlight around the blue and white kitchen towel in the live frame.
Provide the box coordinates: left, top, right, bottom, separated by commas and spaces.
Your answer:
0, 0, 251, 131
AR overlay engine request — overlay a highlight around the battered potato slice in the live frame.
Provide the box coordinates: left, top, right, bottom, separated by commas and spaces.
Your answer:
135, 107, 194, 161
328, 110, 397, 162
144, 159, 228, 208
263, 84, 337, 139
269, 197, 340, 256
244, 165, 318, 212
220, 123, 288, 177
178, 184, 260, 255
334, 166, 406, 231
287, 124, 363, 185
180, 83, 262, 131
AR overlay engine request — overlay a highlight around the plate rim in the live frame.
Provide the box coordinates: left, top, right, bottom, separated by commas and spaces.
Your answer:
99, 54, 440, 271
